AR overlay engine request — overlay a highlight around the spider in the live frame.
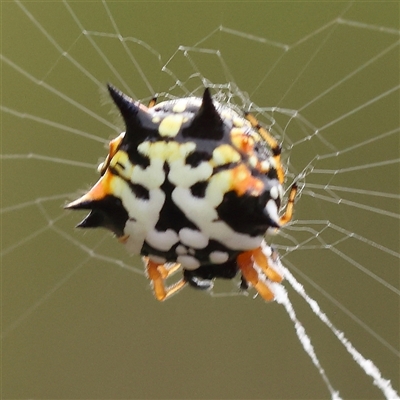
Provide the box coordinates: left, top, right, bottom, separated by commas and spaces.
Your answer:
66, 85, 297, 301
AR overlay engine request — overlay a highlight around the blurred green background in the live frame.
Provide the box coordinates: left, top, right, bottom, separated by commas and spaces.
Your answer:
2, 1, 399, 399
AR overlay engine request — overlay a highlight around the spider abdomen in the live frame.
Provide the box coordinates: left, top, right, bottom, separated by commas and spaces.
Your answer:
66, 85, 296, 301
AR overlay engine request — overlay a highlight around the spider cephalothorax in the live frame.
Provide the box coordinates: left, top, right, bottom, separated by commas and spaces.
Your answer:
66, 85, 297, 301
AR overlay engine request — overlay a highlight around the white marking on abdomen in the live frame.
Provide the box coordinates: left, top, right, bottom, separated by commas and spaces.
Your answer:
146, 229, 179, 251
270, 185, 279, 200
266, 199, 279, 225
119, 186, 165, 255
172, 186, 263, 251
209, 251, 229, 264
179, 228, 209, 249
177, 255, 200, 270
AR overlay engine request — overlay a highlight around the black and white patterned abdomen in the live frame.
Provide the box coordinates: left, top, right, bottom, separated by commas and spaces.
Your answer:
67, 87, 283, 271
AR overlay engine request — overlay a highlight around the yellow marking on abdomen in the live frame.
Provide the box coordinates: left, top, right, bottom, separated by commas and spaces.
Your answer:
158, 115, 184, 137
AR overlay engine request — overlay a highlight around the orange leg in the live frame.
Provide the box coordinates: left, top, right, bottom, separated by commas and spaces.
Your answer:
237, 251, 275, 301
252, 247, 283, 283
144, 258, 187, 301
147, 97, 157, 108
156, 262, 182, 279
279, 183, 298, 226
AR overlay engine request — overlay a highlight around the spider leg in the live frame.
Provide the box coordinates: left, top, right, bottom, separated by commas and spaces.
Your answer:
252, 247, 283, 283
245, 112, 285, 184
279, 183, 298, 226
157, 262, 182, 279
144, 258, 187, 301
147, 97, 157, 108
237, 251, 275, 301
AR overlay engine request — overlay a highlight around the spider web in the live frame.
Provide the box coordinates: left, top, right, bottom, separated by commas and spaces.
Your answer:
1, 1, 399, 399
